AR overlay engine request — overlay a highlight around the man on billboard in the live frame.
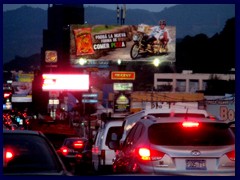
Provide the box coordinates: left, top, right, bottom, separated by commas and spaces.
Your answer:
145, 20, 170, 52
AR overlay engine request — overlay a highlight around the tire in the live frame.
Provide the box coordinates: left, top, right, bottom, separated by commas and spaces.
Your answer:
130, 44, 140, 59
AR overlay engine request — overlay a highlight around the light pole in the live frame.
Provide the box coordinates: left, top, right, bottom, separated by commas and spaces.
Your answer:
117, 5, 120, 24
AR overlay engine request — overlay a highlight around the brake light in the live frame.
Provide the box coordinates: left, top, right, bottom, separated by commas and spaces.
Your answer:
60, 147, 69, 155
73, 141, 84, 148
138, 148, 165, 161
6, 151, 14, 160
4, 93, 11, 98
182, 121, 199, 128
92, 146, 99, 153
226, 150, 235, 161
139, 148, 151, 160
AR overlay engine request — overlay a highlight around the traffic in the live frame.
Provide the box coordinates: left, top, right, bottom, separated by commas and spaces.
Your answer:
3, 4, 235, 177
3, 106, 235, 176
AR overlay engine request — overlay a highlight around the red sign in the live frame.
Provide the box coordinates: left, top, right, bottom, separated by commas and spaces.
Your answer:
111, 71, 135, 80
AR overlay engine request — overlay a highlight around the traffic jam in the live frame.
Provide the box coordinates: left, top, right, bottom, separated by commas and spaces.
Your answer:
3, 4, 235, 176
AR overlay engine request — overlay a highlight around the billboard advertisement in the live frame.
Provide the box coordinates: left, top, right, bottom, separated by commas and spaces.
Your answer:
205, 95, 235, 121
11, 73, 34, 103
70, 24, 176, 67
114, 93, 131, 113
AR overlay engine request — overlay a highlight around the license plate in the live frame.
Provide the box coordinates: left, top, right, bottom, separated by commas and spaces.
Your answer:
186, 160, 206, 170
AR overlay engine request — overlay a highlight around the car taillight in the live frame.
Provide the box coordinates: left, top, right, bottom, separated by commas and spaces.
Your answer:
92, 146, 99, 153
182, 121, 199, 128
138, 148, 151, 160
138, 148, 165, 161
73, 141, 84, 148
5, 150, 14, 160
226, 150, 235, 161
60, 147, 69, 155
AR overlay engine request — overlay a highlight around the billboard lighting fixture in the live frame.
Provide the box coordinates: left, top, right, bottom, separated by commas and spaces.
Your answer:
117, 59, 122, 65
153, 58, 161, 67
79, 58, 87, 66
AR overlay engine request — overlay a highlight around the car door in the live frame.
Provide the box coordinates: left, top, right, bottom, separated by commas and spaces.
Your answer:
120, 123, 144, 172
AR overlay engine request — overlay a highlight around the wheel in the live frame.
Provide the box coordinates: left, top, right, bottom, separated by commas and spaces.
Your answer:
130, 44, 140, 59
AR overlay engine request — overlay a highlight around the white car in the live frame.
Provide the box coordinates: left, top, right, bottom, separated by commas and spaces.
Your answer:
92, 120, 123, 173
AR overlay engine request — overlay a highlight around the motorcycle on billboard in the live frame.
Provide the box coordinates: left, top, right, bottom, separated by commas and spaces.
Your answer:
130, 32, 168, 59
130, 22, 170, 60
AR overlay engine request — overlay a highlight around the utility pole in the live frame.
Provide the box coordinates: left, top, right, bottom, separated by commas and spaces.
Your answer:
122, 4, 126, 25
117, 5, 120, 24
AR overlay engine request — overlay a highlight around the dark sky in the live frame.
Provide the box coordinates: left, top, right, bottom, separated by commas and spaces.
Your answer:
3, 4, 176, 12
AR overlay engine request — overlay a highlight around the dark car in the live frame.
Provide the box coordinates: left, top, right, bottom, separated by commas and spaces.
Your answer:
57, 137, 92, 174
3, 129, 72, 176
111, 116, 235, 176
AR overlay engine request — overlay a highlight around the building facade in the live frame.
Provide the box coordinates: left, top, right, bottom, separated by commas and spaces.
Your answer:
154, 71, 235, 93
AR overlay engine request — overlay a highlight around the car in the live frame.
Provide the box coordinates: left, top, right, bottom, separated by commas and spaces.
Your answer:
110, 116, 235, 176
119, 108, 210, 146
57, 137, 90, 173
3, 129, 72, 176
92, 120, 123, 173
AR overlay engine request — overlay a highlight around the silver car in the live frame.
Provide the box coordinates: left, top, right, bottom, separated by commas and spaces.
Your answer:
112, 116, 235, 176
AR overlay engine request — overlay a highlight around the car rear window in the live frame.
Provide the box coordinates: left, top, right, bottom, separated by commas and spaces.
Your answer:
148, 122, 235, 146
3, 134, 62, 173
105, 126, 123, 146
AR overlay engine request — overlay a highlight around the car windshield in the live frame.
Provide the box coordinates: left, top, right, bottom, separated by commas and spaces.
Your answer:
3, 133, 62, 174
148, 122, 235, 146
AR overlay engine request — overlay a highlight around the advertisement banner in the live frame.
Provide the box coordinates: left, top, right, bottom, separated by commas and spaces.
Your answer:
70, 24, 176, 67
11, 73, 33, 103
205, 95, 235, 121
114, 93, 131, 113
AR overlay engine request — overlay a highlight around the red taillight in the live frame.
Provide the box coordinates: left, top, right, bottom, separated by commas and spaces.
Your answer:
138, 148, 165, 161
92, 146, 99, 153
182, 121, 199, 128
61, 147, 69, 155
139, 148, 151, 160
4, 93, 11, 98
226, 150, 235, 161
5, 151, 14, 160
73, 141, 84, 148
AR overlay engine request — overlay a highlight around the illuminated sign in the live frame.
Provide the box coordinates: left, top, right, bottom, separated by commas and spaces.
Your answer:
18, 74, 34, 82
49, 99, 60, 105
114, 93, 131, 113
70, 24, 176, 67
42, 74, 89, 91
113, 83, 133, 91
111, 71, 135, 80
45, 50, 58, 63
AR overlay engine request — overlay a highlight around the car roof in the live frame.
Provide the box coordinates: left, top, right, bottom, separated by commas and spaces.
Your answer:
141, 116, 230, 124
3, 129, 42, 135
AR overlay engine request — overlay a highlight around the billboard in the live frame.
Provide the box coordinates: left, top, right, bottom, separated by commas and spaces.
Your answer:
70, 24, 176, 67
42, 74, 89, 91
12, 73, 34, 103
